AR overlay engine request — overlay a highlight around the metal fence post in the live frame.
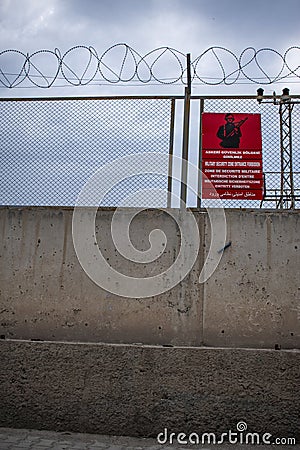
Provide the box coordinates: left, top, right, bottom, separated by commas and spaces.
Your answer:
279, 101, 295, 209
167, 98, 176, 208
197, 98, 204, 208
180, 54, 191, 207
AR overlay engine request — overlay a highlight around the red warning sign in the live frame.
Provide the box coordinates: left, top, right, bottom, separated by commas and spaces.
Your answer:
202, 113, 263, 200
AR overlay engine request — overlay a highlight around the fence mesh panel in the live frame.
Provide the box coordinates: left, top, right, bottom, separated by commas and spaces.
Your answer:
0, 98, 172, 207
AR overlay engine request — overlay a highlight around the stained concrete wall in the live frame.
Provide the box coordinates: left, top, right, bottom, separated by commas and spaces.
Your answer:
204, 210, 300, 349
1, 207, 300, 440
0, 340, 299, 440
0, 207, 203, 346
0, 206, 300, 349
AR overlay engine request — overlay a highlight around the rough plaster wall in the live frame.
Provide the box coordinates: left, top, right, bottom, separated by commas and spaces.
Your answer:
0, 340, 299, 440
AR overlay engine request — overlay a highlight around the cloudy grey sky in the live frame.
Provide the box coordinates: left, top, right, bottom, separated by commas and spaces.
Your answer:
1, 0, 300, 96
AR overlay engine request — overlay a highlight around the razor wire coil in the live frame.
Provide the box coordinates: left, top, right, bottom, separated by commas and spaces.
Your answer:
1, 44, 300, 89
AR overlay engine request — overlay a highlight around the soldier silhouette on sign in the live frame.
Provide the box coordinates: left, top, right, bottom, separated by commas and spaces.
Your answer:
217, 114, 247, 148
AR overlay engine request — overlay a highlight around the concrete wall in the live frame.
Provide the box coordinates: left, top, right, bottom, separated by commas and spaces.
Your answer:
204, 210, 300, 349
0, 340, 299, 440
0, 206, 300, 349
0, 206, 203, 346
1, 207, 299, 440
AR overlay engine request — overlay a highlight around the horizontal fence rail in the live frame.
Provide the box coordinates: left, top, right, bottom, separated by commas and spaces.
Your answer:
0, 95, 299, 208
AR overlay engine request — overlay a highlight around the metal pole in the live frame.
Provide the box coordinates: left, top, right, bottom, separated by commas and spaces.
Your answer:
197, 98, 204, 208
180, 54, 192, 207
167, 99, 176, 208
186, 53, 192, 95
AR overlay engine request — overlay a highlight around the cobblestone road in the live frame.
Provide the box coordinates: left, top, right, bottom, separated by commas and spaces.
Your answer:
0, 428, 299, 450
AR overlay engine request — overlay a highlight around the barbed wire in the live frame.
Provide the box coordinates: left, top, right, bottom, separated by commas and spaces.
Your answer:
0, 43, 300, 89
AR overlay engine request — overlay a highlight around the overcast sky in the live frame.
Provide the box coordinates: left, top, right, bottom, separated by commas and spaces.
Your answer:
1, 0, 300, 96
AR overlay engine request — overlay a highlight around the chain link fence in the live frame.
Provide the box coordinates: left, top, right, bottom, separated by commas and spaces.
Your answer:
0, 95, 299, 208
0, 97, 173, 207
